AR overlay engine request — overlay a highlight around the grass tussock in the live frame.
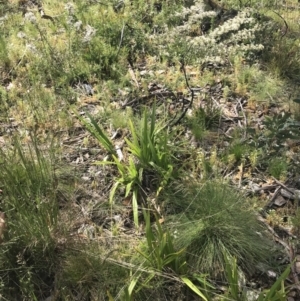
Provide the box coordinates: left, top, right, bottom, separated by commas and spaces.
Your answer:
0, 136, 61, 299
165, 181, 273, 278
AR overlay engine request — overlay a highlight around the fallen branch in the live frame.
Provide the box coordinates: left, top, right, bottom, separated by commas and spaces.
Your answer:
272, 177, 295, 196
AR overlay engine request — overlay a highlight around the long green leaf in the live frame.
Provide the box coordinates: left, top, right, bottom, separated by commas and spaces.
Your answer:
141, 108, 154, 163
111, 155, 126, 175
128, 119, 140, 149
125, 183, 133, 197
125, 137, 142, 158
263, 263, 290, 299
109, 181, 120, 204
224, 254, 240, 300
136, 272, 156, 292
181, 277, 208, 301
94, 161, 115, 166
132, 190, 139, 227
163, 251, 184, 266
134, 248, 153, 265
85, 112, 115, 151
150, 103, 156, 138
78, 112, 115, 154
107, 290, 114, 301
144, 210, 155, 253
127, 275, 140, 296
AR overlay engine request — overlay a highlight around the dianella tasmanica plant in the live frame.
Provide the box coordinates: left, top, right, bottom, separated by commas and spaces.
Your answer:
131, 210, 211, 301
80, 104, 174, 227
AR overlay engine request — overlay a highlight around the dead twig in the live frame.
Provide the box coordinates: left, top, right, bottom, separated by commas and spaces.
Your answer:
128, 64, 139, 88
253, 185, 278, 193
169, 57, 194, 127
39, 8, 55, 23
272, 10, 288, 39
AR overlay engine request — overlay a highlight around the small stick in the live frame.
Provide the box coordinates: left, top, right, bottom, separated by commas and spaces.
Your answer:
169, 57, 194, 126
264, 186, 281, 209
237, 97, 247, 139
39, 8, 55, 23
253, 185, 278, 193
238, 162, 243, 188
0, 212, 6, 244
115, 22, 126, 60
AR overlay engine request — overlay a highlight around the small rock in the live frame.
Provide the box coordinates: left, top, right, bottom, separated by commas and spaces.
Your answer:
274, 195, 287, 206
95, 171, 102, 177
281, 188, 294, 199
6, 83, 14, 91
295, 262, 300, 274
74, 20, 82, 31
65, 2, 75, 15
83, 83, 94, 96
82, 25, 96, 43
267, 270, 277, 278
113, 215, 122, 223
26, 43, 38, 54
288, 290, 297, 297
246, 289, 260, 301
17, 31, 26, 39
24, 12, 36, 23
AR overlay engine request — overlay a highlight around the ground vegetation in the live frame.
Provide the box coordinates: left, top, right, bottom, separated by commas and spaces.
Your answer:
1, 0, 300, 300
